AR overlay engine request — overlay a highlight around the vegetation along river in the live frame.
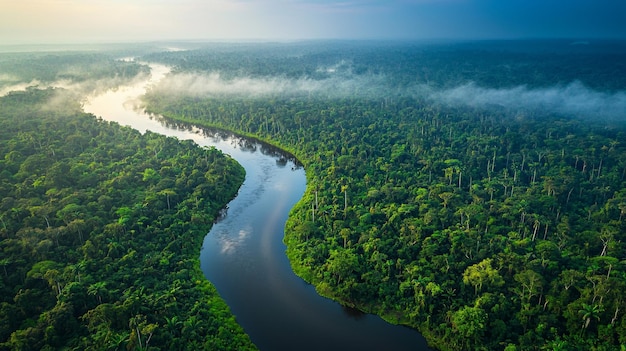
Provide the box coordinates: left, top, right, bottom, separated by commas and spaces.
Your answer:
83, 63, 432, 351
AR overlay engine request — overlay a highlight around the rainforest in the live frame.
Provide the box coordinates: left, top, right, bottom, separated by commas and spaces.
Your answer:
2, 39, 626, 350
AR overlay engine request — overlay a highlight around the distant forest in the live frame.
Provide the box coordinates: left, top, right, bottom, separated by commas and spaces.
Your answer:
142, 40, 626, 350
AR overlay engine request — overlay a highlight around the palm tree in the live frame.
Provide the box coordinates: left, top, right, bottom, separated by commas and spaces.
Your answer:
88, 281, 107, 304
108, 331, 129, 351
165, 316, 182, 338
578, 303, 603, 332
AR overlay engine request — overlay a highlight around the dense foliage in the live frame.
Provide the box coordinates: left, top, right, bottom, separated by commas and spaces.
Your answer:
0, 86, 254, 350
143, 40, 626, 350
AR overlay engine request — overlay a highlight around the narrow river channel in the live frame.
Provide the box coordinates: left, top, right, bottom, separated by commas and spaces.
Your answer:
83, 63, 433, 351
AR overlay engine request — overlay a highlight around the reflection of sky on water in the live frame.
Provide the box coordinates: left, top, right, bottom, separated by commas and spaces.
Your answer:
220, 226, 252, 254
273, 182, 288, 191
83, 63, 171, 133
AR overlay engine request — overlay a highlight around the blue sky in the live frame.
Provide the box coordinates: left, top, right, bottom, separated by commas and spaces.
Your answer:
1, 0, 625, 44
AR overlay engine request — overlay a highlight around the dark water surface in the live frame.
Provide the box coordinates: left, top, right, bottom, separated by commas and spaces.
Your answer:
83, 64, 433, 351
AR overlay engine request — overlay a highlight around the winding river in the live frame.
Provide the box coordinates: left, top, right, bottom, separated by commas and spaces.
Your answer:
83, 64, 433, 351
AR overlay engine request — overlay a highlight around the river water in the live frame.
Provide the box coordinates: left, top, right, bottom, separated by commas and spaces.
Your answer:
83, 63, 433, 351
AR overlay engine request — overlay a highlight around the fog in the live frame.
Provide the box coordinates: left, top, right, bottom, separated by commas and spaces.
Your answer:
0, 80, 42, 97
149, 69, 388, 99
0, 70, 158, 122
151, 68, 626, 120
3, 60, 625, 121
0, 70, 150, 101
427, 81, 626, 120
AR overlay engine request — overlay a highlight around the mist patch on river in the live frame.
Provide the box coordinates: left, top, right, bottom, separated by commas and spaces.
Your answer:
0, 69, 156, 117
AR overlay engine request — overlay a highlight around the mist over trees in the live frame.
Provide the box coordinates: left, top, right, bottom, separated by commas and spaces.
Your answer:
142, 40, 626, 350
0, 50, 151, 97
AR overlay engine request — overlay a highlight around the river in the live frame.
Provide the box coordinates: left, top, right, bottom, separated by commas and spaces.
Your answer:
83, 63, 433, 351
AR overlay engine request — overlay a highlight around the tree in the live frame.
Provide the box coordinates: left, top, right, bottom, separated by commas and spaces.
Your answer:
341, 184, 348, 217
129, 314, 158, 351
462, 258, 503, 295
67, 218, 87, 244
439, 192, 456, 209
340, 228, 351, 248
158, 189, 177, 210
165, 315, 182, 338
27, 260, 64, 296
0, 258, 10, 277
325, 248, 359, 287
579, 303, 604, 332
451, 305, 488, 349
87, 282, 107, 304
514, 269, 544, 307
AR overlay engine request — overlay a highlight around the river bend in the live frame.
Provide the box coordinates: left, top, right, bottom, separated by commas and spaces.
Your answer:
83, 63, 432, 351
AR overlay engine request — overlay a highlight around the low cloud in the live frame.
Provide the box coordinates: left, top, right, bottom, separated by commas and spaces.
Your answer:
150, 65, 626, 121
150, 70, 388, 98
0, 71, 153, 119
0, 73, 19, 83
0, 80, 42, 97
3, 61, 625, 122
426, 81, 626, 120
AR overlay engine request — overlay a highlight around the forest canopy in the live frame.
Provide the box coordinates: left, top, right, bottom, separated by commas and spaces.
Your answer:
2, 40, 626, 351
141, 40, 626, 350
0, 60, 254, 350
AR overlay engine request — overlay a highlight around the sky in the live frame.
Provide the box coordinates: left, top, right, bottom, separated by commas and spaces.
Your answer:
1, 0, 625, 44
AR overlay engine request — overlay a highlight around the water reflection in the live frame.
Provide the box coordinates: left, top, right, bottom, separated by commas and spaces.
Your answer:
84, 63, 432, 351
342, 306, 367, 320
147, 114, 304, 170
220, 226, 252, 255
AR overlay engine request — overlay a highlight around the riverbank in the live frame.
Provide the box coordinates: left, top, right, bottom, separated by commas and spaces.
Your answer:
0, 86, 256, 350
143, 106, 437, 351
